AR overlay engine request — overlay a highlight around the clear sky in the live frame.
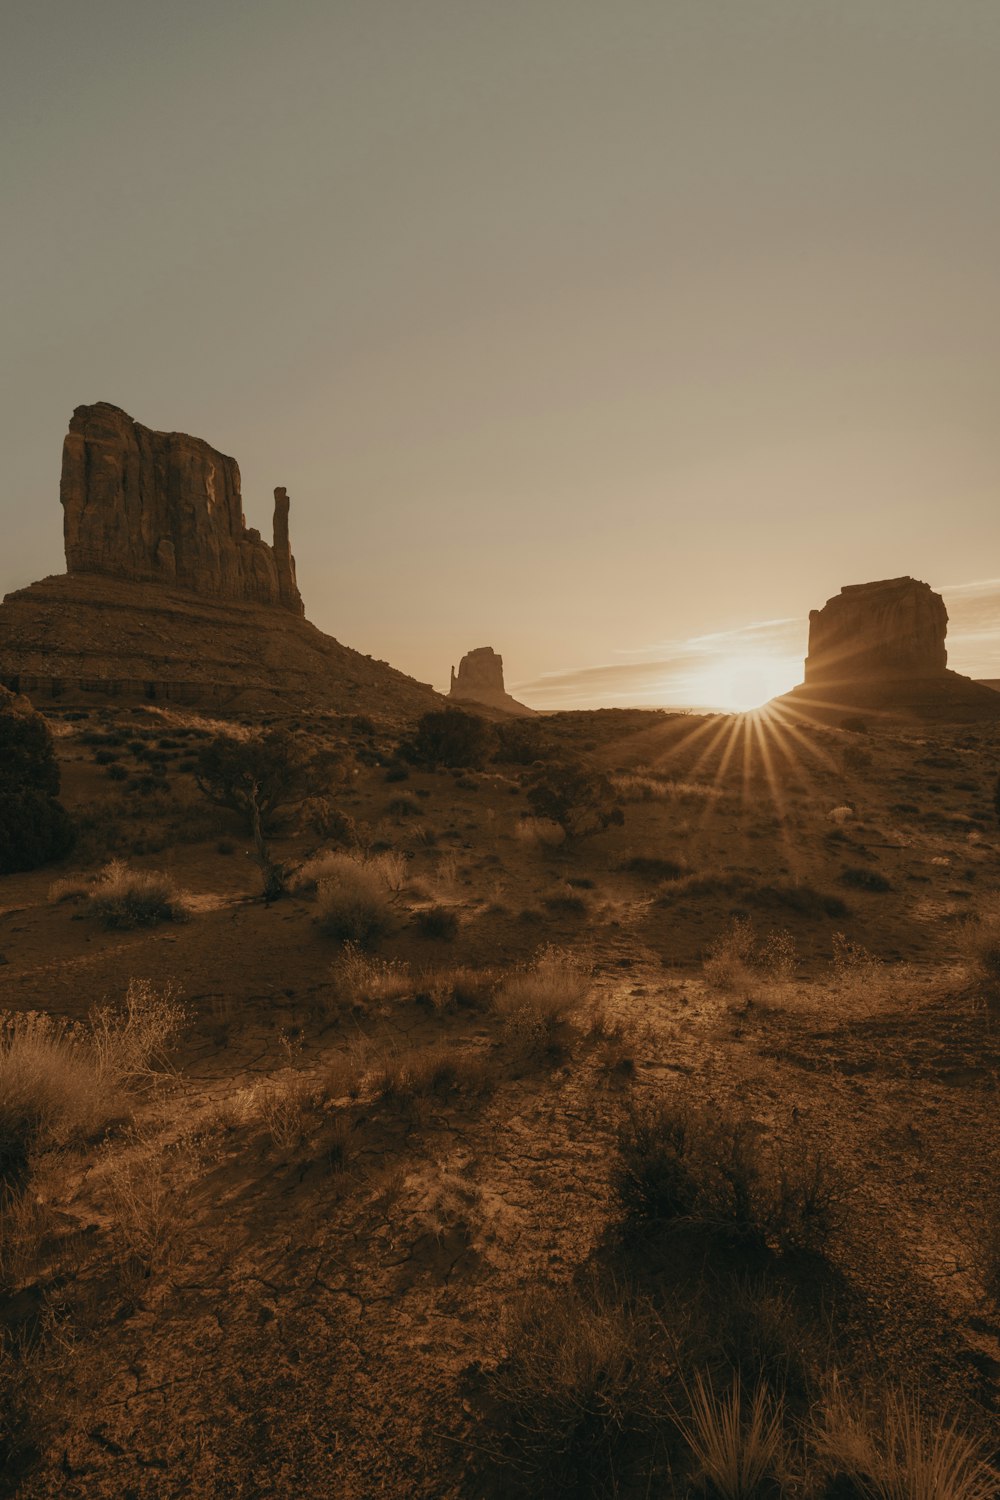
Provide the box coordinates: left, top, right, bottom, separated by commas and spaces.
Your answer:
4, 2, 1000, 710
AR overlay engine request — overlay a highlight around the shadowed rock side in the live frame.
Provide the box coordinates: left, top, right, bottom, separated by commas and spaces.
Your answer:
777, 576, 1000, 723
0, 575, 442, 719
449, 646, 535, 716
61, 402, 303, 613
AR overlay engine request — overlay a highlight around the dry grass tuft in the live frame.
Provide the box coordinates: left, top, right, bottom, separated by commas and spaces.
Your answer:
680, 1373, 786, 1498
332, 944, 412, 1010
86, 859, 190, 929
492, 947, 591, 1034
313, 852, 397, 946
0, 981, 185, 1191
703, 917, 795, 990
812, 1377, 998, 1500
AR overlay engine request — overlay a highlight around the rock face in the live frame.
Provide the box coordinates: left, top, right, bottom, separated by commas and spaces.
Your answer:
449, 647, 535, 716
60, 403, 303, 613
804, 577, 948, 684
777, 575, 1000, 723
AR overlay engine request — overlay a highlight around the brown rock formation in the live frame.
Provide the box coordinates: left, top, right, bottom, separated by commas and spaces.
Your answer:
60, 402, 303, 613
0, 401, 445, 719
777, 576, 1000, 723
804, 577, 948, 684
449, 647, 535, 716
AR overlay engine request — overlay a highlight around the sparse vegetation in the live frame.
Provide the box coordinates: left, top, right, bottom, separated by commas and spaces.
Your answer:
315, 851, 396, 946
86, 859, 190, 928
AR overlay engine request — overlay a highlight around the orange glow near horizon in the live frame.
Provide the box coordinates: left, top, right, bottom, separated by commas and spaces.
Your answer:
683, 652, 802, 713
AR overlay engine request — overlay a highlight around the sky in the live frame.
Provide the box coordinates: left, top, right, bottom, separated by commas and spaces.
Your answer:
4, 1, 1000, 711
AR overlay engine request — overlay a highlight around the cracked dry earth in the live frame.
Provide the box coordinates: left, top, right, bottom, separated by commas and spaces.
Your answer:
7, 941, 1000, 1496
3, 706, 1000, 1496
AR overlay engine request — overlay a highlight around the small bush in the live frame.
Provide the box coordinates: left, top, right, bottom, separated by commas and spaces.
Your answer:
526, 762, 625, 838
484, 1282, 673, 1494
840, 865, 892, 892
493, 947, 591, 1039
613, 1096, 840, 1252
400, 708, 496, 770
315, 854, 395, 947
414, 906, 459, 940
0, 981, 185, 1192
703, 917, 795, 989
87, 860, 190, 929
515, 816, 566, 849
621, 854, 687, 881
332, 944, 411, 1009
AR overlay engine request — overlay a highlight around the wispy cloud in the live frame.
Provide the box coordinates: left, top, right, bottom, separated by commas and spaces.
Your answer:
511, 581, 1000, 710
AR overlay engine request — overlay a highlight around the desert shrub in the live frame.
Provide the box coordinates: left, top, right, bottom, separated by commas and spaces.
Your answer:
0, 687, 76, 874
703, 917, 795, 989
831, 932, 883, 986
621, 854, 687, 881
963, 905, 1000, 1000
369, 1041, 492, 1102
416, 965, 498, 1012
526, 762, 625, 838
332, 943, 411, 1009
87, 860, 190, 929
315, 853, 395, 947
414, 905, 459, 940
840, 865, 892, 892
658, 875, 847, 920
493, 947, 591, 1038
0, 791, 76, 876
295, 848, 406, 897
400, 708, 496, 769
194, 728, 318, 833
300, 796, 357, 845
484, 1281, 673, 1495
493, 718, 552, 765
542, 890, 590, 917
680, 1373, 787, 1499
613, 1096, 840, 1252
387, 795, 422, 819
106, 763, 129, 782
384, 765, 409, 782
514, 815, 566, 849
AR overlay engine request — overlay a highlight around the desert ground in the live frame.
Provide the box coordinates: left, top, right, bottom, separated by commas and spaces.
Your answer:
2, 700, 1000, 1497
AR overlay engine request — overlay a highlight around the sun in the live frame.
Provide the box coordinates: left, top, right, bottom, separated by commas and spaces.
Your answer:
689, 653, 801, 713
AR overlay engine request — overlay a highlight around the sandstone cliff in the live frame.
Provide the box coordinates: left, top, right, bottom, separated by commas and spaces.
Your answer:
449, 647, 535, 716
804, 577, 948, 683
61, 403, 303, 612
778, 576, 1000, 723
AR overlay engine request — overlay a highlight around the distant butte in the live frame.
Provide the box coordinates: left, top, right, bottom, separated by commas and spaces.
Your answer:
449, 646, 535, 716
775, 576, 1000, 723
0, 403, 442, 719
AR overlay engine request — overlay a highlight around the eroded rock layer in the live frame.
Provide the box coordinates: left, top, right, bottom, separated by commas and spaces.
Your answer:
61, 403, 303, 613
0, 575, 441, 719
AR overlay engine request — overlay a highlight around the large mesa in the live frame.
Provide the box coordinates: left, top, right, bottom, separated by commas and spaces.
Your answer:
61, 402, 304, 612
804, 577, 947, 685
776, 575, 1000, 723
449, 646, 535, 716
